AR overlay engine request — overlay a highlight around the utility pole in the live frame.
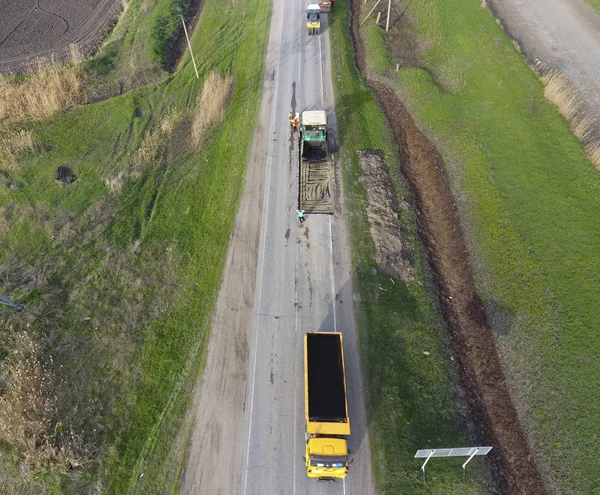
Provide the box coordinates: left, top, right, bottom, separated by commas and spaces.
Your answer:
361, 0, 381, 26
181, 16, 199, 79
386, 0, 391, 32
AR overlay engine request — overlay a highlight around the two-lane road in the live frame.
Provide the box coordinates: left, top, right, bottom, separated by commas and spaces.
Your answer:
181, 0, 374, 493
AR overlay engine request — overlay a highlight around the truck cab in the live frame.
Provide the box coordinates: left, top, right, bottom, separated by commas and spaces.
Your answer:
306, 437, 348, 479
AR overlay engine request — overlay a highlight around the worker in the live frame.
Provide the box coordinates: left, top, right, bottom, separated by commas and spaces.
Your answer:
289, 112, 300, 129
297, 209, 305, 224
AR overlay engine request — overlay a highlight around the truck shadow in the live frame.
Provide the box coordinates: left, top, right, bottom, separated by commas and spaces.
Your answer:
315, 276, 371, 467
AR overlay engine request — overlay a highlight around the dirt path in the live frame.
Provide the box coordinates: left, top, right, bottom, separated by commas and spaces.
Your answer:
349, 0, 546, 493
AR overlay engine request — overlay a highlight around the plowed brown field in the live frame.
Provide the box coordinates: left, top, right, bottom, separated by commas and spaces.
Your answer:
0, 0, 121, 74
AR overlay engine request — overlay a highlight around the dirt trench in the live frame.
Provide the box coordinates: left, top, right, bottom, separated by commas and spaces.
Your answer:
348, 1, 546, 493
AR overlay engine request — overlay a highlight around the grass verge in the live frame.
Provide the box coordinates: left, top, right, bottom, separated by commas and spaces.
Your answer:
328, 2, 486, 493
359, 0, 600, 492
0, 0, 270, 491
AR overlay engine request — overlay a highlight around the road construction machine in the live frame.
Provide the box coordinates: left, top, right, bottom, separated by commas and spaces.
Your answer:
299, 110, 333, 213
306, 4, 320, 35
304, 332, 350, 480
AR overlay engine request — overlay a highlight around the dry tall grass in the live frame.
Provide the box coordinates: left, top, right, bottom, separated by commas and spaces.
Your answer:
0, 332, 91, 474
0, 207, 8, 234
105, 171, 127, 194
542, 69, 600, 171
0, 48, 85, 120
133, 111, 180, 167
191, 71, 234, 150
0, 129, 38, 170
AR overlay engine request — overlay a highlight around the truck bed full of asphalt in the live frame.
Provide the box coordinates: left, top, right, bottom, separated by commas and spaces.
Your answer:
307, 333, 346, 422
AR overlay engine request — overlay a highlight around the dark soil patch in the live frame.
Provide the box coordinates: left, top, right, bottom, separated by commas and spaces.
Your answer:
55, 163, 77, 185
349, 1, 546, 493
357, 151, 414, 281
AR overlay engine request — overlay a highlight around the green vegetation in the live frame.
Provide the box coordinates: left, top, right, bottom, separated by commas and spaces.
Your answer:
328, 3, 484, 494
85, 0, 191, 96
359, 0, 600, 493
0, 0, 270, 491
149, 0, 192, 66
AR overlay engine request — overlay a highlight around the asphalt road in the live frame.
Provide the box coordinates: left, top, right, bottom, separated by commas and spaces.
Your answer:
240, 2, 374, 493
180, 0, 374, 494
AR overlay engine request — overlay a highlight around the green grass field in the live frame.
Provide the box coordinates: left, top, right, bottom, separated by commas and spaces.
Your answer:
0, 0, 270, 492
328, 2, 486, 493
358, 0, 600, 493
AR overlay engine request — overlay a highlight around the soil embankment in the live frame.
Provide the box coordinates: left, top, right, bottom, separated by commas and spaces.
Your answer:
349, 0, 546, 492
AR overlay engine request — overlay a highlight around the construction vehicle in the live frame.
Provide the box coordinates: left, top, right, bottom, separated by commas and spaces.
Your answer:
306, 4, 320, 35
300, 110, 327, 161
304, 332, 350, 480
299, 110, 333, 213
319, 0, 333, 12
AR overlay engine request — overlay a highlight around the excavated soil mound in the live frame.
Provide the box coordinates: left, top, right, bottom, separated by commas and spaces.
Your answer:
0, 0, 121, 74
357, 150, 414, 282
349, 1, 546, 493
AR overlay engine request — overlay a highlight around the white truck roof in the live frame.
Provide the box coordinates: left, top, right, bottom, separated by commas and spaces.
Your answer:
307, 4, 321, 11
302, 110, 327, 125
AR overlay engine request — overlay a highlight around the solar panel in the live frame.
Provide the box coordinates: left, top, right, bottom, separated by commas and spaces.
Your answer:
414, 446, 493, 477
414, 447, 492, 458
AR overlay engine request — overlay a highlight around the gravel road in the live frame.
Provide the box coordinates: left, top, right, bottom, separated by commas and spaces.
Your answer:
487, 0, 600, 120
180, 0, 374, 493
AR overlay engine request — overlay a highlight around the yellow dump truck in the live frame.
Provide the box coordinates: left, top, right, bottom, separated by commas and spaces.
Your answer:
306, 4, 321, 35
304, 332, 350, 480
